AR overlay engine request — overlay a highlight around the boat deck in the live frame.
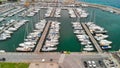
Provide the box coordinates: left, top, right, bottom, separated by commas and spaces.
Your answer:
81, 23, 103, 53
34, 21, 51, 53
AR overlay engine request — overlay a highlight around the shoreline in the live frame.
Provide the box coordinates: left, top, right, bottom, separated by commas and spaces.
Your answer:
77, 1, 120, 14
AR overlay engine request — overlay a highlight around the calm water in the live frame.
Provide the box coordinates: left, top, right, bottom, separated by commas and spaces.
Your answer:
79, 0, 120, 8
86, 7, 120, 51
0, 9, 41, 52
0, 7, 120, 52
57, 10, 81, 52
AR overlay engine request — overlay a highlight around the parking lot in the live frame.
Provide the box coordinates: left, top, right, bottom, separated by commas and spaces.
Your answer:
82, 58, 107, 68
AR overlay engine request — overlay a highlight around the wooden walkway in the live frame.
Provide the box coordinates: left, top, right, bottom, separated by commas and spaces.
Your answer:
34, 21, 51, 53
81, 23, 103, 53
50, 8, 56, 17
0, 21, 17, 34
73, 8, 80, 18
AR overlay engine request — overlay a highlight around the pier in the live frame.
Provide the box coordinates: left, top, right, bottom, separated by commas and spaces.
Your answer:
50, 8, 56, 17
72, 8, 79, 17
0, 21, 16, 34
81, 23, 103, 53
34, 21, 51, 53
73, 8, 80, 17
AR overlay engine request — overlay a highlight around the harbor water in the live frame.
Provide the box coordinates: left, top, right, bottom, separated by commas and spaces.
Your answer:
0, 7, 120, 52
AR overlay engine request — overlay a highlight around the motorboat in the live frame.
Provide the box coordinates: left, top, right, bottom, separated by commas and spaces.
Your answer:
42, 47, 57, 51
99, 40, 112, 46
83, 47, 94, 51
16, 46, 32, 52
85, 45, 93, 48
4, 30, 13, 34
102, 46, 112, 49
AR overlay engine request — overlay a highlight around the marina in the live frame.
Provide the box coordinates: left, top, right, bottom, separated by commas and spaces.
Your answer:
41, 21, 60, 52
16, 19, 47, 52
72, 22, 94, 52
81, 23, 103, 52
0, 1, 120, 52
34, 21, 51, 53
0, 0, 120, 68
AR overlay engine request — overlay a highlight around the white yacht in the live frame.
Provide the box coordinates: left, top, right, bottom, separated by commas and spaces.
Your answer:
19, 43, 35, 48
8, 27, 17, 31
16, 46, 32, 52
83, 47, 94, 51
4, 30, 13, 34
0, 18, 5, 22
99, 40, 112, 46
0, 50, 5, 53
85, 45, 93, 48
42, 47, 57, 51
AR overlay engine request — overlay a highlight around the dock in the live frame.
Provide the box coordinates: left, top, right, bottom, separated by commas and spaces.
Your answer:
0, 21, 16, 34
34, 21, 51, 53
50, 8, 56, 17
73, 8, 80, 17
81, 23, 103, 53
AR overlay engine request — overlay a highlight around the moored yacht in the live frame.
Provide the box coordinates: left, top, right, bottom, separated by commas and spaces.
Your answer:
16, 46, 32, 52
42, 47, 57, 52
83, 47, 94, 51
99, 40, 112, 46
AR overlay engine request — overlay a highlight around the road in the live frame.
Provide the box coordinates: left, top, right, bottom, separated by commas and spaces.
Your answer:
0, 52, 109, 68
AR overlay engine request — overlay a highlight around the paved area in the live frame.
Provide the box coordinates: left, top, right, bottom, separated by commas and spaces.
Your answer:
0, 52, 111, 68
29, 63, 59, 68
58, 54, 65, 63
0, 53, 60, 63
